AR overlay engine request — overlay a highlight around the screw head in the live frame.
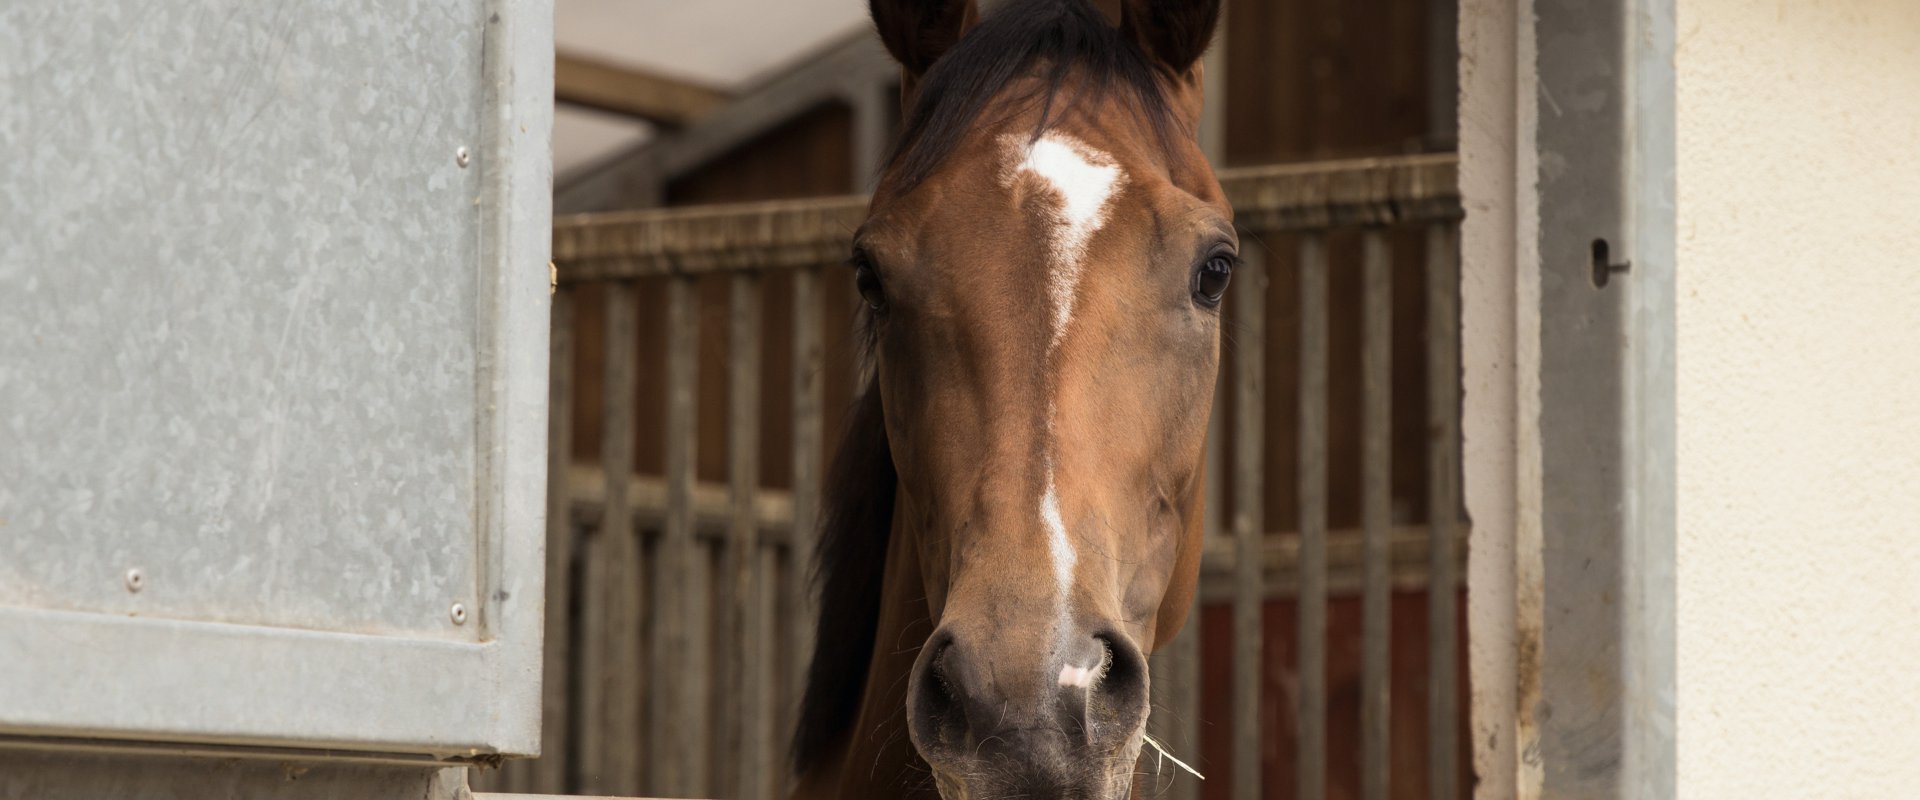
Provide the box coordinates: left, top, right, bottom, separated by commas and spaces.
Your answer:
124, 568, 144, 593
450, 603, 467, 625
455, 147, 471, 168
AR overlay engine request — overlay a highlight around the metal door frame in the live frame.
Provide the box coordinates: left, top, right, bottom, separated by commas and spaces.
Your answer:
1459, 0, 1676, 796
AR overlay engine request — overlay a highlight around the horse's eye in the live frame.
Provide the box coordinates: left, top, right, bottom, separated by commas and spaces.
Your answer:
854, 261, 886, 311
1192, 255, 1233, 307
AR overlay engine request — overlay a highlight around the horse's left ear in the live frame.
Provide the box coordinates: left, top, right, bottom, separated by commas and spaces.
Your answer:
1120, 0, 1223, 76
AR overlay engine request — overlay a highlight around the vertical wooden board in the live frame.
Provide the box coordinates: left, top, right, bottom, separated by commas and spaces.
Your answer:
1230, 243, 1267, 800
664, 103, 856, 204
696, 276, 733, 484
1360, 231, 1394, 800
536, 290, 578, 793
1223, 0, 1434, 165
1197, 588, 1472, 800
1296, 233, 1330, 800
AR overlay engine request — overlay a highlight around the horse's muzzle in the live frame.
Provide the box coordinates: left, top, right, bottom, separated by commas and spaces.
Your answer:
905, 624, 1152, 799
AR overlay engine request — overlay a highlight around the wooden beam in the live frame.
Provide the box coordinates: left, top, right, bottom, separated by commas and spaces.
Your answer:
553, 33, 898, 213
555, 51, 728, 127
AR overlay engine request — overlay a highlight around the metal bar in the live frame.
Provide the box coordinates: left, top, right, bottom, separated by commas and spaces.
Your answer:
551, 155, 1463, 281
575, 519, 607, 794
1297, 233, 1330, 800
788, 267, 825, 739
1426, 224, 1461, 800
650, 276, 699, 795
1230, 243, 1266, 800
1360, 231, 1394, 800
535, 289, 577, 794
599, 284, 643, 797
726, 275, 772, 800
759, 541, 784, 800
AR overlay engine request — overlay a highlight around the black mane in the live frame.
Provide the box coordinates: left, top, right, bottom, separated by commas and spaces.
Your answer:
879, 0, 1185, 193
790, 379, 896, 774
792, 0, 1187, 775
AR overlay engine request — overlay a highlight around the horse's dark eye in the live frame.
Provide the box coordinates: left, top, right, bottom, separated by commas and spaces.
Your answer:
854, 261, 886, 311
1192, 255, 1233, 307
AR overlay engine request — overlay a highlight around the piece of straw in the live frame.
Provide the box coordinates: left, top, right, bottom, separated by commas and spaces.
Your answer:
1142, 732, 1205, 780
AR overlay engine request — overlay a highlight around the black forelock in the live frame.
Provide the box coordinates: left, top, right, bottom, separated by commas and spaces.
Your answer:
878, 0, 1186, 193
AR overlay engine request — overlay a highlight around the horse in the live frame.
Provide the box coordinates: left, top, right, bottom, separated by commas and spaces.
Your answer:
791, 1, 1230, 797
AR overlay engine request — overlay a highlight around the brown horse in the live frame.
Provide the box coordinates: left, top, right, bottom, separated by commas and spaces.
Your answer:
792, 1, 1229, 797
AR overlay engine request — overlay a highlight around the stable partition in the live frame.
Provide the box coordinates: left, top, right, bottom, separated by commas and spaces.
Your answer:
477, 153, 1465, 800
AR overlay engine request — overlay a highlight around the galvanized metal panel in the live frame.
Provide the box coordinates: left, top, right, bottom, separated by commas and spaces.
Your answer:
0, 0, 552, 756
1531, 0, 1677, 796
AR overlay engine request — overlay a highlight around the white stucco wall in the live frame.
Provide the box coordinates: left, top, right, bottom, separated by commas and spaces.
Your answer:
1676, 1, 1920, 795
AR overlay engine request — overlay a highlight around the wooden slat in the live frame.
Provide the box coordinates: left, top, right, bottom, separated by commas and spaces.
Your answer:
1196, 524, 1467, 601
567, 466, 791, 534
725, 275, 773, 800
599, 285, 644, 797
1297, 233, 1330, 800
1360, 231, 1394, 800
1230, 244, 1266, 800
650, 277, 699, 795
1426, 223, 1462, 800
535, 290, 577, 794
787, 267, 825, 746
551, 155, 1462, 281
555, 50, 728, 127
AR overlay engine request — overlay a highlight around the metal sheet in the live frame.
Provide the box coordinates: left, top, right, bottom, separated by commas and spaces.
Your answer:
0, 0, 552, 756
1530, 0, 1677, 796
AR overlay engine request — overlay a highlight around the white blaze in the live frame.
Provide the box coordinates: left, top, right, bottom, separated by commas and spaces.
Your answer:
1040, 456, 1076, 595
1004, 133, 1125, 349
1003, 132, 1125, 616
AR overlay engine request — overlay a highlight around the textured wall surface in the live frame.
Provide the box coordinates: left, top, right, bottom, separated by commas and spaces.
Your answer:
1676, 0, 1920, 795
1457, 0, 1524, 795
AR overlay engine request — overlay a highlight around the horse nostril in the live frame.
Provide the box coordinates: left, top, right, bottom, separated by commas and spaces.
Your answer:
1084, 632, 1150, 740
910, 636, 968, 753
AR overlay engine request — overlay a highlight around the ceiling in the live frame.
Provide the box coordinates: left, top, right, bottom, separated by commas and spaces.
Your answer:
553, 0, 870, 175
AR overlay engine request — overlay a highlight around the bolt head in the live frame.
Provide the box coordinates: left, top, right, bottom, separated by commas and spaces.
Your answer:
455, 147, 471, 168
124, 568, 144, 593
450, 603, 467, 625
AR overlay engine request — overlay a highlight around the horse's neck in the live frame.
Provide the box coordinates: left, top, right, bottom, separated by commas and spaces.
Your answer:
791, 505, 939, 800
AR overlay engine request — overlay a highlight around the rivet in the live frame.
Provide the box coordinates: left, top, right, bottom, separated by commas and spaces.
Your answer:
124, 568, 144, 593
455, 147, 471, 168
450, 603, 467, 625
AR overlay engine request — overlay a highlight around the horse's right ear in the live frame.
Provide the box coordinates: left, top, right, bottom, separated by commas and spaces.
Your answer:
869, 0, 979, 84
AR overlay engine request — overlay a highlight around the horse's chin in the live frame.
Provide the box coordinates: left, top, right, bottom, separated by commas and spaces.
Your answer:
925, 730, 1147, 800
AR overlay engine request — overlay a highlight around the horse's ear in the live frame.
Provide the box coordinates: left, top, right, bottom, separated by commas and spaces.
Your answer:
869, 0, 979, 81
1120, 0, 1223, 76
